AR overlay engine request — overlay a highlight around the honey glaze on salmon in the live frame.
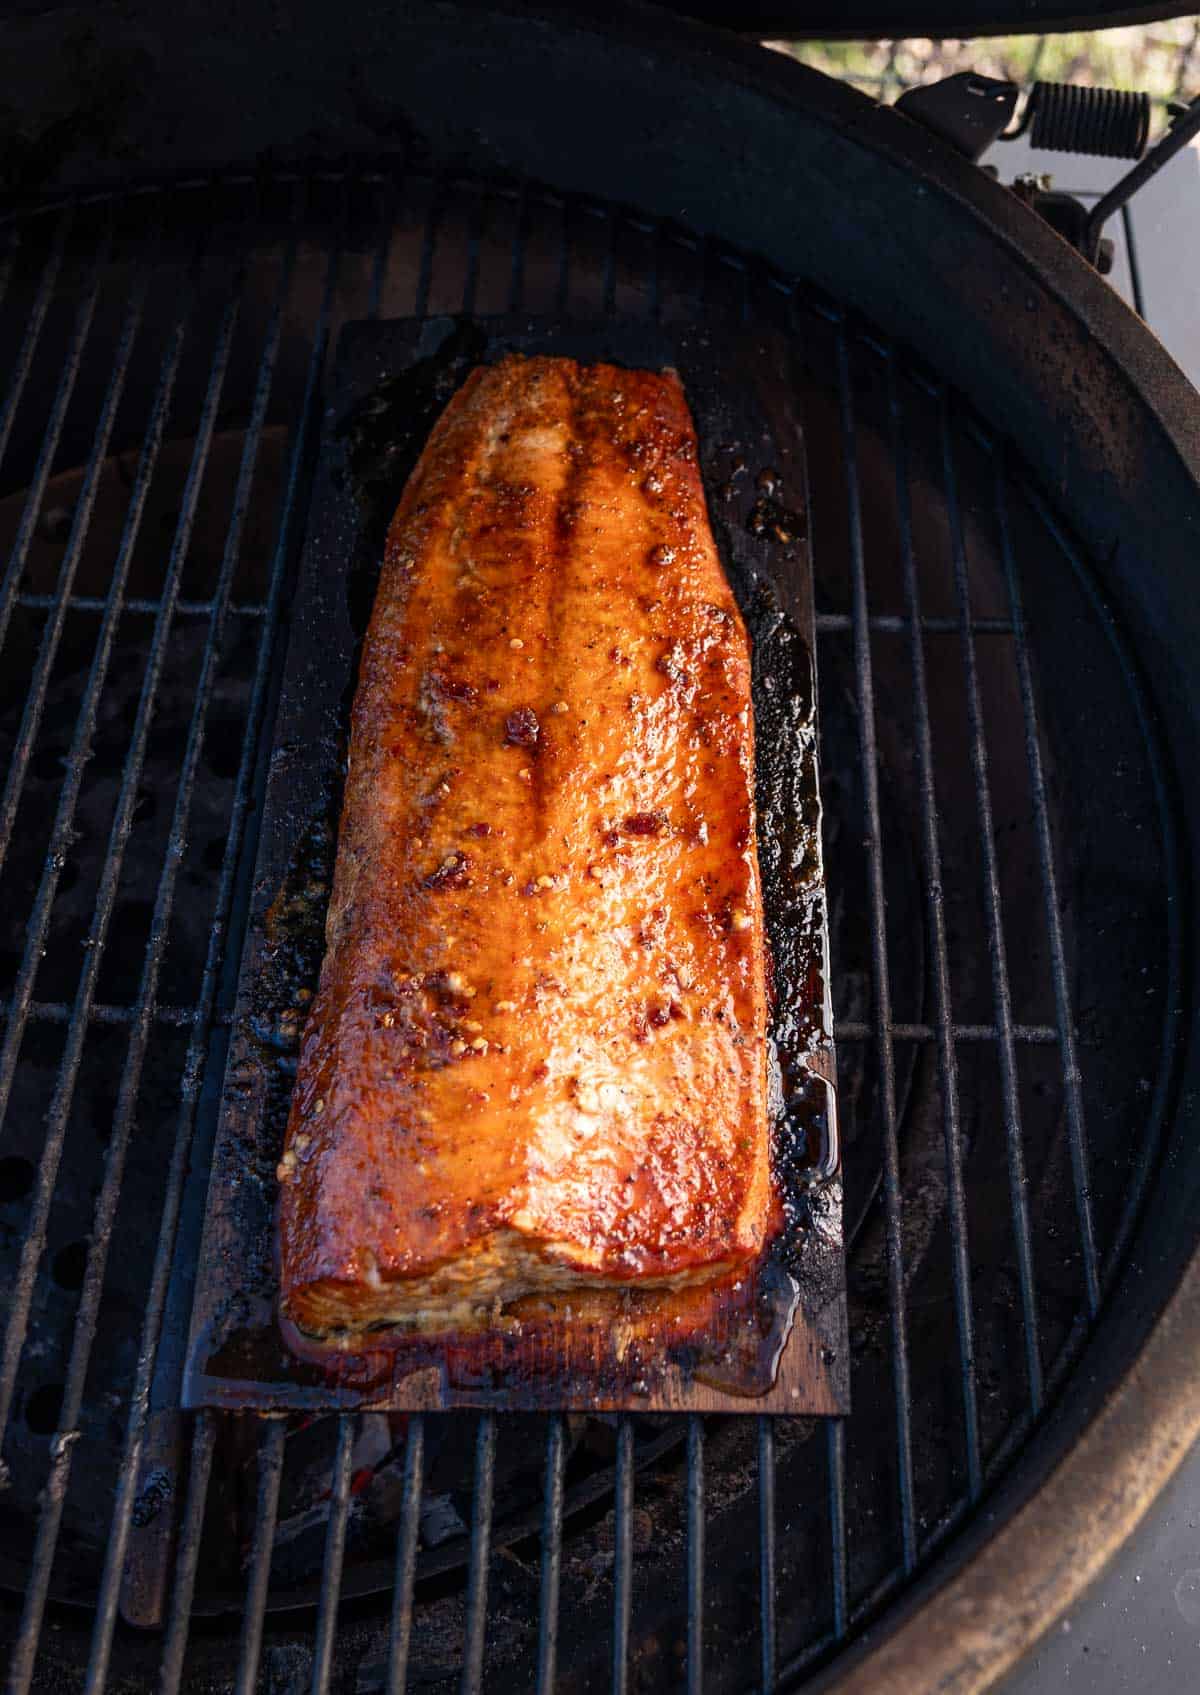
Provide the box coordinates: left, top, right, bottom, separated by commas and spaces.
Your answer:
278, 354, 773, 1338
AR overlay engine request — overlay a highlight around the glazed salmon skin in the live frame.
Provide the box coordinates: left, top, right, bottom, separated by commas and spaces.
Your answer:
278, 354, 772, 1338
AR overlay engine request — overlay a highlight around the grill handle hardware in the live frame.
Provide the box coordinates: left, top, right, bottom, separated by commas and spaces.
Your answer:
1011, 95, 1200, 275
1084, 95, 1200, 262
897, 75, 1151, 167
900, 73, 1200, 278
1008, 176, 1117, 275
895, 72, 1018, 163
1004, 82, 1151, 159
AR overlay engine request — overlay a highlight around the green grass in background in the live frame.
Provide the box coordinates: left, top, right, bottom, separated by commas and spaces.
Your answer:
769, 19, 1200, 103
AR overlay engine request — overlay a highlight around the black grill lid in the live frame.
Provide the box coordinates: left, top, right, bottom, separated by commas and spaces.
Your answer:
6, 0, 1193, 32
648, 0, 1195, 39
3, 2, 1197, 212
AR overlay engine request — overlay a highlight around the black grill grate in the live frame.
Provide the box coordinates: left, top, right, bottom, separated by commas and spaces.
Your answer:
0, 165, 1178, 1694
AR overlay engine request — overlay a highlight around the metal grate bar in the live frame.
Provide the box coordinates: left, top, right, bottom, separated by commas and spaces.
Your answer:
0, 232, 17, 321
535, 1415, 566, 1695
369, 173, 398, 321
1, 249, 233, 1695
366, 182, 393, 320
816, 613, 1014, 635
836, 324, 918, 1572
773, 1301, 1107, 1690
0, 255, 150, 877
0, 267, 190, 1370
788, 1300, 1097, 1683
994, 458, 1101, 1317
0, 238, 208, 1450
86, 197, 344, 1691
664, 222, 701, 320
603, 206, 619, 316
646, 220, 661, 322
157, 1411, 218, 1695
235, 1418, 288, 1695
758, 1417, 777, 1694
700, 233, 746, 316
611, 1417, 635, 1695
889, 357, 982, 1501
1016, 475, 1181, 1293
686, 1415, 704, 1695
414, 177, 440, 320
0, 998, 225, 1028
0, 210, 71, 476
386, 1413, 425, 1695
461, 185, 483, 318
941, 400, 1044, 1415
555, 196, 570, 316
0, 221, 113, 664
835, 1020, 1058, 1045
14, 593, 268, 615
826, 1420, 848, 1639
695, 234, 715, 315
507, 178, 530, 315
738, 250, 753, 327
460, 1412, 497, 1695
81, 213, 305, 1695
311, 1416, 357, 1695
0, 235, 205, 1322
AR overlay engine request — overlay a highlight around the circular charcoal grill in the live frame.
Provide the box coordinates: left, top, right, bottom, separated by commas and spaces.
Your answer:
1, 5, 1199, 1692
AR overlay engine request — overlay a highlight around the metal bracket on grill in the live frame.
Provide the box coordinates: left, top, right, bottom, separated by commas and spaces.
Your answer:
895, 72, 1018, 163
1006, 96, 1200, 275
1009, 176, 1118, 276
900, 73, 1200, 279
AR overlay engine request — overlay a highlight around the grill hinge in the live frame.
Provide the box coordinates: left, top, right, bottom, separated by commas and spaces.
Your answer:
898, 74, 1200, 277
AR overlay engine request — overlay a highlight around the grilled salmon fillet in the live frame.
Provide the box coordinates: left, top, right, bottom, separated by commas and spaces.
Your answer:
278, 354, 772, 1337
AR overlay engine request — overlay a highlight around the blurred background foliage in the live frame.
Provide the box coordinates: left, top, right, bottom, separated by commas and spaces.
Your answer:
768, 19, 1200, 104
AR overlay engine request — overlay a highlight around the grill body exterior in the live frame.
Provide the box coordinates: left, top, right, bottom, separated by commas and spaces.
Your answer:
1, 6, 1199, 1693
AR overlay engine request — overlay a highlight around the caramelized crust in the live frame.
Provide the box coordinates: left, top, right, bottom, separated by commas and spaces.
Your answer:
278, 355, 771, 1336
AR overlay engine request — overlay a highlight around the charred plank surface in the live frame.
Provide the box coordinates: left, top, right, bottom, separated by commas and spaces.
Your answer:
184, 316, 847, 1414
